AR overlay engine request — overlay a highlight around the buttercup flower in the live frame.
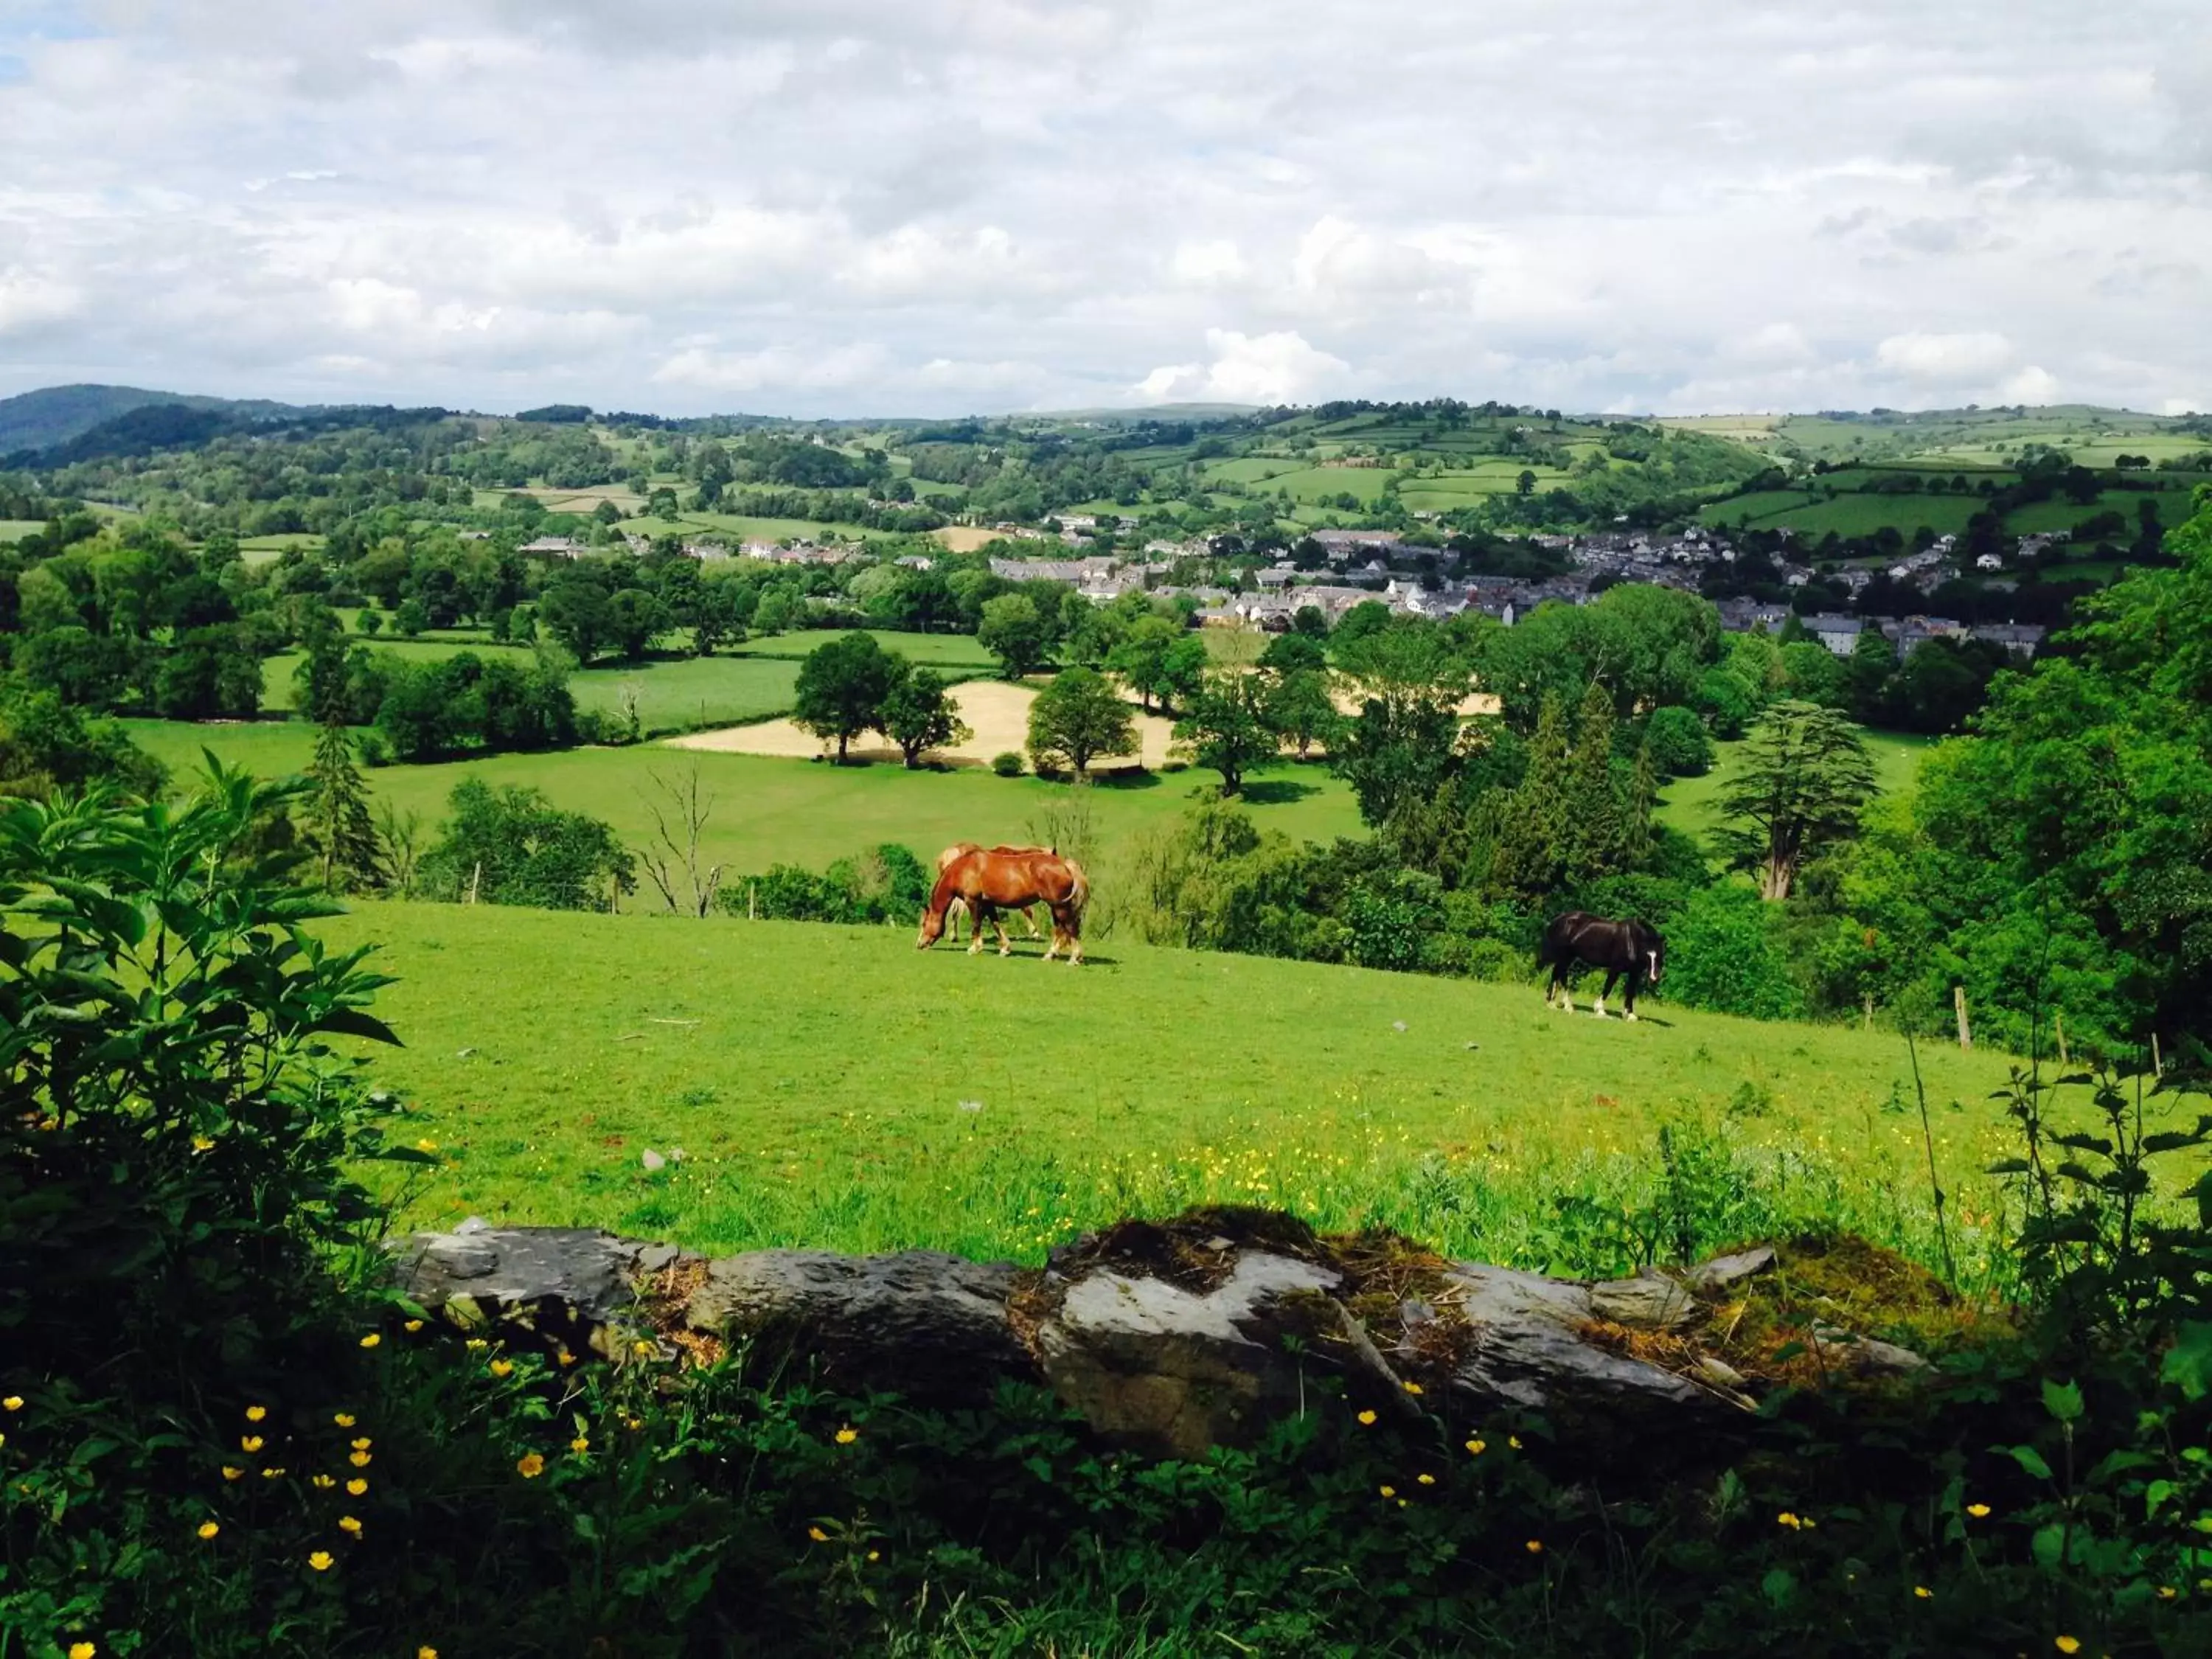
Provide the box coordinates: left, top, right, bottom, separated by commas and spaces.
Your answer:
349, 1451, 372, 1468
1777, 1512, 1803, 1530
404, 1319, 425, 1333
261, 1467, 285, 1478
197, 1521, 220, 1540
2055, 1640, 2080, 1655
834, 1427, 858, 1445
347, 1478, 367, 1496
807, 1526, 828, 1543
240, 1436, 264, 1453
333, 1413, 355, 1427
420, 1649, 439, 1658
309, 1551, 334, 1572
1417, 1473, 1436, 1486
517, 1453, 545, 1478
220, 1466, 243, 1481
1356, 1410, 1377, 1427
1466, 1439, 1486, 1455
1378, 1484, 1397, 1498
1, 1397, 21, 1411
1966, 1503, 1990, 1518
489, 1360, 513, 1378
1914, 1586, 1933, 1600
1508, 1436, 1523, 1450
351, 1438, 372, 1450
1402, 1381, 1423, 1395
338, 1516, 362, 1537
1526, 1540, 1543, 1554
69, 1644, 95, 1659
313, 1475, 336, 1489
244, 1406, 266, 1422
571, 1437, 590, 1454
191, 1135, 214, 1152
359, 1334, 380, 1349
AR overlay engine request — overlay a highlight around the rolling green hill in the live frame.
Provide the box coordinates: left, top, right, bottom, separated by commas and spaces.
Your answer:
0, 382, 302, 454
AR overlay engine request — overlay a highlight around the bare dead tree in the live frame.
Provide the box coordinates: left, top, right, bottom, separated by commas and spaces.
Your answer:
637, 762, 724, 917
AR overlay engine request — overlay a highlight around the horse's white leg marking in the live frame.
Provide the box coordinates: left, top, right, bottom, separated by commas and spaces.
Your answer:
1624, 1009, 1638, 1022
1593, 993, 1607, 1018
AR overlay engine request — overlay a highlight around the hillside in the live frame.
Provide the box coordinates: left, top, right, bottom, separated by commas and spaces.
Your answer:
325, 901, 2028, 1268
0, 382, 300, 455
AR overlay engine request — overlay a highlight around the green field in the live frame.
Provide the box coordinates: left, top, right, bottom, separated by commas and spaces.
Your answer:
123, 722, 1364, 879
327, 901, 2035, 1274
1658, 726, 1931, 844
1700, 490, 1985, 538
0, 519, 46, 543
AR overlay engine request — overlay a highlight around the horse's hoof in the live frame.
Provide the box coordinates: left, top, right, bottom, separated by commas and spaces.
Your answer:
1624, 1012, 1638, 1022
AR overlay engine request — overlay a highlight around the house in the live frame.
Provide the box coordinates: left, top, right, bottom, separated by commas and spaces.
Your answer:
1970, 622, 2047, 658
520, 535, 586, 558
1975, 552, 2006, 571
895, 554, 936, 571
1804, 614, 1864, 656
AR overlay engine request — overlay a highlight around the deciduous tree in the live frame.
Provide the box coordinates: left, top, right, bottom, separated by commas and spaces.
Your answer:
1027, 666, 1135, 777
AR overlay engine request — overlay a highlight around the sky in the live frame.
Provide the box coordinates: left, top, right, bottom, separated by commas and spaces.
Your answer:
1, 0, 2207, 419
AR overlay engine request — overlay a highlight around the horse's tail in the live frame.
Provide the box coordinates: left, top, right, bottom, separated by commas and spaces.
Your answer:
1063, 857, 1090, 921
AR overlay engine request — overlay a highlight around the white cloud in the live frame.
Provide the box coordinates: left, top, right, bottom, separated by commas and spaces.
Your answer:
1137, 328, 1351, 405
0, 1, 2203, 413
2000, 364, 2061, 403
1874, 331, 2017, 384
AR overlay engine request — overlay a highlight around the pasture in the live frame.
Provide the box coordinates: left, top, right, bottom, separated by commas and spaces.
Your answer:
327, 902, 2040, 1279
1659, 726, 1931, 844
0, 519, 45, 543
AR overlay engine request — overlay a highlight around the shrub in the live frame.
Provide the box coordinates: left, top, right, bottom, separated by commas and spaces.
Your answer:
990, 750, 1025, 777
1662, 883, 1805, 1018
1642, 704, 1714, 778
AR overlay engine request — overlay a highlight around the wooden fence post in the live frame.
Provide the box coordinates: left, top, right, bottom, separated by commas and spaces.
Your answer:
1862, 992, 1874, 1031
2054, 1012, 2068, 1068
2153, 1033, 2163, 1077
749, 880, 758, 922
1954, 984, 1972, 1051
465, 860, 481, 906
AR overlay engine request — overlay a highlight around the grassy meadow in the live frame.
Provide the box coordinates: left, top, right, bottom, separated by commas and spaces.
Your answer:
1658, 726, 1932, 843
328, 902, 2049, 1281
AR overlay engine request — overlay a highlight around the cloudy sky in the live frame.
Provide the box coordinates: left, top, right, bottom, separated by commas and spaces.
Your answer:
1, 0, 2206, 417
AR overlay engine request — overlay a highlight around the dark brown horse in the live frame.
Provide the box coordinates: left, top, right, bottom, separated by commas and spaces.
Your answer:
918, 846, 1090, 964
937, 841, 1048, 949
1537, 911, 1666, 1019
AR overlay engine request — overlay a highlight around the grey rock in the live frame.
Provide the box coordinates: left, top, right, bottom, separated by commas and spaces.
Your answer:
688, 1249, 1029, 1399
389, 1225, 699, 1332
1688, 1247, 1776, 1293
641, 1148, 667, 1172
1033, 1252, 1343, 1458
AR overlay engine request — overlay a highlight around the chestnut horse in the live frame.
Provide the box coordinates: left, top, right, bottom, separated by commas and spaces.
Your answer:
918, 846, 1090, 964
937, 841, 1047, 949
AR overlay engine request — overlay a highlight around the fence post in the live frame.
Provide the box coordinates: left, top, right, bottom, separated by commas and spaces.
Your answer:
749, 880, 758, 922
1862, 992, 1874, 1031
2055, 1012, 2068, 1068
2153, 1033, 2163, 1077
465, 860, 481, 906
1954, 984, 1972, 1051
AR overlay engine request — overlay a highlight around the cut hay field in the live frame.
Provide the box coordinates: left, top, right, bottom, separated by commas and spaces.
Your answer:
322, 902, 2053, 1278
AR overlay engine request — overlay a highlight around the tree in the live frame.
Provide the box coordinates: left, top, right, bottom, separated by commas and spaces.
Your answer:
1713, 700, 1879, 900
605, 587, 669, 661
878, 665, 971, 768
1027, 666, 1135, 777
1174, 670, 1278, 795
1258, 631, 1326, 673
303, 721, 383, 894
1267, 667, 1337, 759
1642, 704, 1714, 778
420, 779, 635, 910
978, 593, 1050, 679
636, 762, 723, 917
1517, 469, 1538, 497
1329, 622, 1470, 829
1105, 614, 1183, 711
792, 632, 898, 763
539, 577, 612, 663
1155, 635, 1211, 717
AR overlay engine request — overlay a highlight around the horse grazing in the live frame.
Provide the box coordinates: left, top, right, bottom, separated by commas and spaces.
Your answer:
1537, 911, 1666, 1019
918, 846, 1090, 964
936, 842, 1048, 950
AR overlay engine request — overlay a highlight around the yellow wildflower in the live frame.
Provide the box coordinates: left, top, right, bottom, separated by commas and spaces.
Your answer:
333, 1413, 355, 1427
349, 1451, 372, 1468
192, 1135, 214, 1152
338, 1516, 362, 1537
244, 1406, 267, 1423
489, 1360, 513, 1378
867, 1550, 880, 1562
1777, 1512, 1802, 1530
347, 1478, 367, 1496
1966, 1503, 1990, 1518
2159, 1587, 2178, 1601
570, 1437, 590, 1455
313, 1475, 335, 1489
1526, 1540, 1543, 1554
359, 1333, 380, 1349
2055, 1640, 2080, 1655
632, 1339, 655, 1357
197, 1520, 220, 1540
516, 1453, 545, 1478
308, 1551, 333, 1572
260, 1467, 285, 1479
807, 1526, 829, 1543
220, 1466, 244, 1481
834, 1426, 858, 1445
416, 1138, 437, 1152
556, 1349, 577, 1367
1402, 1381, 1423, 1395
1379, 1484, 1397, 1498
403, 1319, 424, 1333
1914, 1586, 1933, 1599
1417, 1473, 1436, 1486
465, 1339, 488, 1352
1466, 1439, 1486, 1455
351, 1437, 372, 1450
420, 1649, 439, 1659
1508, 1436, 1523, 1450
69, 1645, 96, 1659
240, 1436, 264, 1453
1356, 1410, 1377, 1427
1, 1397, 20, 1411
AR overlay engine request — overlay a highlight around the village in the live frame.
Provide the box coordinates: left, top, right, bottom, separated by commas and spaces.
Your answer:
515, 516, 2050, 663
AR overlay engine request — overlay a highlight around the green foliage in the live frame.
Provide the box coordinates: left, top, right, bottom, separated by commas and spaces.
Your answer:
791, 631, 899, 764
1644, 703, 1715, 778
976, 592, 1049, 679
1026, 666, 1135, 777
418, 779, 634, 910
725, 843, 931, 925
877, 664, 970, 768
1713, 699, 1879, 900
303, 721, 384, 894
0, 685, 164, 799
1172, 669, 1276, 795
990, 749, 1025, 777
1663, 884, 1806, 1019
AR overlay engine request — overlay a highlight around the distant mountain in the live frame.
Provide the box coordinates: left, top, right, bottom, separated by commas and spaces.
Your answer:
0, 384, 311, 457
